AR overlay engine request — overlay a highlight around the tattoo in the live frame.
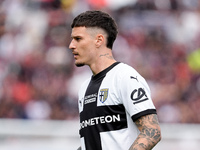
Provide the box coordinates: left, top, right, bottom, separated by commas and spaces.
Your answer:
129, 114, 161, 150
99, 53, 113, 59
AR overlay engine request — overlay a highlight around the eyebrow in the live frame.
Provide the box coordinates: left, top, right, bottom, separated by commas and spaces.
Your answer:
71, 35, 82, 38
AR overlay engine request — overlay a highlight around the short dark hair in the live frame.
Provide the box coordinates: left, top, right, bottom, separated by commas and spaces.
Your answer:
71, 10, 118, 49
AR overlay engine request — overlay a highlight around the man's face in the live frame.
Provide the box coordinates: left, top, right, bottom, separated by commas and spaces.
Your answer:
69, 26, 97, 67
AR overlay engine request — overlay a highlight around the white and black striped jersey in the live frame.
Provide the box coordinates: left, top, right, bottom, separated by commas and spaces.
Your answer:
78, 62, 156, 150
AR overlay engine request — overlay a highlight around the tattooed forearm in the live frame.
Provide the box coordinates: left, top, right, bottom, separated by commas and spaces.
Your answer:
129, 114, 161, 150
99, 53, 113, 59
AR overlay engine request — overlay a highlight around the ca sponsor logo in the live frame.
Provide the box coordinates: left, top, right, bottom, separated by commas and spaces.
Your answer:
130, 88, 149, 104
99, 88, 109, 103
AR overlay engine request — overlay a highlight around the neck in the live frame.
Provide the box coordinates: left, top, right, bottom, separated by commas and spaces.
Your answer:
89, 51, 117, 75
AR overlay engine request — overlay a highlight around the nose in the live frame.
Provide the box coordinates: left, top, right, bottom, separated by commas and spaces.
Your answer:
69, 39, 75, 50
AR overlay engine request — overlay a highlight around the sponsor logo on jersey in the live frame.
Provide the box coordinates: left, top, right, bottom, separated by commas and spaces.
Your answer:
130, 76, 138, 82
130, 88, 149, 104
80, 114, 121, 129
84, 93, 97, 105
99, 88, 109, 103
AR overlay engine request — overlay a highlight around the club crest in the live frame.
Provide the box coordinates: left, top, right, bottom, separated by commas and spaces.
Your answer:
99, 88, 109, 103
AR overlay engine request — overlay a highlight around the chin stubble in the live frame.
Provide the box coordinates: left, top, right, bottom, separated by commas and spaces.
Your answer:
75, 63, 85, 67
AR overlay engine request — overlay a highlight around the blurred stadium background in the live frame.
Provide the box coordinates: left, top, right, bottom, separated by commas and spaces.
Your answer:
0, 0, 200, 149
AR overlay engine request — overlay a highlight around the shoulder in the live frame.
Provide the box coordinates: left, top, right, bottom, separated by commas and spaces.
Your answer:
113, 63, 151, 94
114, 63, 141, 76
113, 63, 145, 83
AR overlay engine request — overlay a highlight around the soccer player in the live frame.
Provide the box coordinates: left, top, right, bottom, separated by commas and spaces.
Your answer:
69, 10, 161, 150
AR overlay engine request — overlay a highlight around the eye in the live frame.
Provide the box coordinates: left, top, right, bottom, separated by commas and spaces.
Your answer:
75, 37, 81, 41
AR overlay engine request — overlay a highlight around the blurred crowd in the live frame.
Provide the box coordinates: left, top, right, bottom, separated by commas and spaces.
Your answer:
0, 0, 200, 123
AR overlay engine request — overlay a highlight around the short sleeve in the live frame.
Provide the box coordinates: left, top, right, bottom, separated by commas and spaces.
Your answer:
118, 67, 156, 122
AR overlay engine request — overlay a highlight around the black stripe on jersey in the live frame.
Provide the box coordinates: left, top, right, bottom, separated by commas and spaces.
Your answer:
83, 62, 120, 110
80, 104, 127, 133
80, 105, 128, 150
131, 109, 157, 122
81, 62, 124, 150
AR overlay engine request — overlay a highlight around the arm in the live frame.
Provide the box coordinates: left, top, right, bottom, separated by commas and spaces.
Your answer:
129, 114, 161, 150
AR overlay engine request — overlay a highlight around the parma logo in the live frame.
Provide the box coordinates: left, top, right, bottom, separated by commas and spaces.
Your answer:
99, 88, 109, 103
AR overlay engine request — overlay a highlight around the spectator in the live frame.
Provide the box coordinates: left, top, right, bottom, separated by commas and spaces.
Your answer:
0, 0, 199, 123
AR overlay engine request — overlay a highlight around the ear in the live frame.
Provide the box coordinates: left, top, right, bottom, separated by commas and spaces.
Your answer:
95, 34, 104, 48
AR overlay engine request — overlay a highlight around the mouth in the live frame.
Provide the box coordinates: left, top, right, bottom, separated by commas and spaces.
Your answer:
72, 52, 79, 59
